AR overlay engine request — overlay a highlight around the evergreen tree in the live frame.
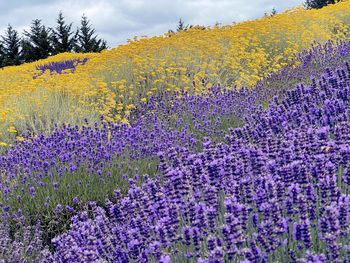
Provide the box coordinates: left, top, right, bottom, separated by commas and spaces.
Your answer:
0, 42, 5, 68
304, 0, 341, 9
271, 7, 277, 16
50, 11, 77, 54
0, 24, 22, 66
177, 18, 185, 32
168, 19, 194, 36
176, 18, 193, 32
21, 19, 53, 62
75, 14, 107, 53
264, 7, 277, 17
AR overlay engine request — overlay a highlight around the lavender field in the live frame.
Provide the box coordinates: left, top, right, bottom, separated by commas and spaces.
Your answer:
0, 38, 350, 262
2, 6, 350, 262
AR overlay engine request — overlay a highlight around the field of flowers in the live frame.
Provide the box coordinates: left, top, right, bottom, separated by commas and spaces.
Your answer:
1, 1, 350, 149
1, 1, 350, 262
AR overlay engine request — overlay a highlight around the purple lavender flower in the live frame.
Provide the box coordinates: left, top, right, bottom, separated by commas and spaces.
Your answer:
159, 254, 171, 263
55, 204, 62, 214
29, 187, 35, 197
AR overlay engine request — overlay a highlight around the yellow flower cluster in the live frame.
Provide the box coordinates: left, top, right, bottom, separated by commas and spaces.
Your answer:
0, 1, 349, 147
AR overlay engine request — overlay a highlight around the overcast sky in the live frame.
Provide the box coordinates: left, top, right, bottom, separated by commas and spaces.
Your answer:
0, 0, 305, 49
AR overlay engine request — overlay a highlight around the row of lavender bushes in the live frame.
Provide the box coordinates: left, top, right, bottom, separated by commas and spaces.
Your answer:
0, 40, 350, 261
33, 57, 89, 79
254, 39, 350, 107
49, 61, 350, 262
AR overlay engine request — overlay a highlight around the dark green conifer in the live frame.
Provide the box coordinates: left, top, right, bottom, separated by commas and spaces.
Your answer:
50, 11, 77, 54
21, 19, 53, 62
304, 0, 341, 9
1, 24, 22, 66
75, 14, 107, 53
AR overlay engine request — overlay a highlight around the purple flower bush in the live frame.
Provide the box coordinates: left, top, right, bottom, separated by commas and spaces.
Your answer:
0, 213, 54, 262
133, 40, 350, 139
33, 57, 89, 79
255, 39, 350, 108
49, 61, 350, 262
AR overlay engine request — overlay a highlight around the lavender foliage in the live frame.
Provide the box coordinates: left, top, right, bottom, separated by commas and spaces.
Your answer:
33, 57, 89, 79
51, 61, 350, 261
1, 40, 350, 262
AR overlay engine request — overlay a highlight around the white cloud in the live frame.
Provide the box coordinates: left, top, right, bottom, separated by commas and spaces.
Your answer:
0, 0, 305, 48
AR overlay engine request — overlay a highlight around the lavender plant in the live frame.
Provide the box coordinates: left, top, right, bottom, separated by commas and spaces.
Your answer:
33, 57, 89, 78
0, 212, 54, 262
255, 39, 350, 107
2, 40, 350, 262
49, 61, 350, 262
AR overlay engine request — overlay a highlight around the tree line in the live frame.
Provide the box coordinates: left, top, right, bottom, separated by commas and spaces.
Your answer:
304, 0, 342, 9
0, 0, 341, 68
0, 12, 107, 68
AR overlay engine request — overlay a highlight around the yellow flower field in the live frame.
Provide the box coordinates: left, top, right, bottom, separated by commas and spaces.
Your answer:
0, 1, 350, 148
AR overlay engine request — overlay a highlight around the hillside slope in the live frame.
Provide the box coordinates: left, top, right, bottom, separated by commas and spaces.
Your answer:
0, 1, 349, 148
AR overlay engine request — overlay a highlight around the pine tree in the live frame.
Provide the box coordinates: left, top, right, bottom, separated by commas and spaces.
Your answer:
0, 42, 5, 68
304, 0, 341, 9
50, 11, 77, 54
264, 7, 277, 18
168, 19, 194, 36
21, 19, 53, 62
176, 18, 193, 32
0, 24, 22, 66
75, 14, 107, 53
177, 18, 185, 32
271, 8, 277, 16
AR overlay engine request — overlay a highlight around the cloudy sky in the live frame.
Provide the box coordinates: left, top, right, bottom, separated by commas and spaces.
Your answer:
0, 0, 305, 49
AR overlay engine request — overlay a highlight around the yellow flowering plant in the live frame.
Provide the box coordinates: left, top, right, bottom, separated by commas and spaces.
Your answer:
0, 1, 349, 149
